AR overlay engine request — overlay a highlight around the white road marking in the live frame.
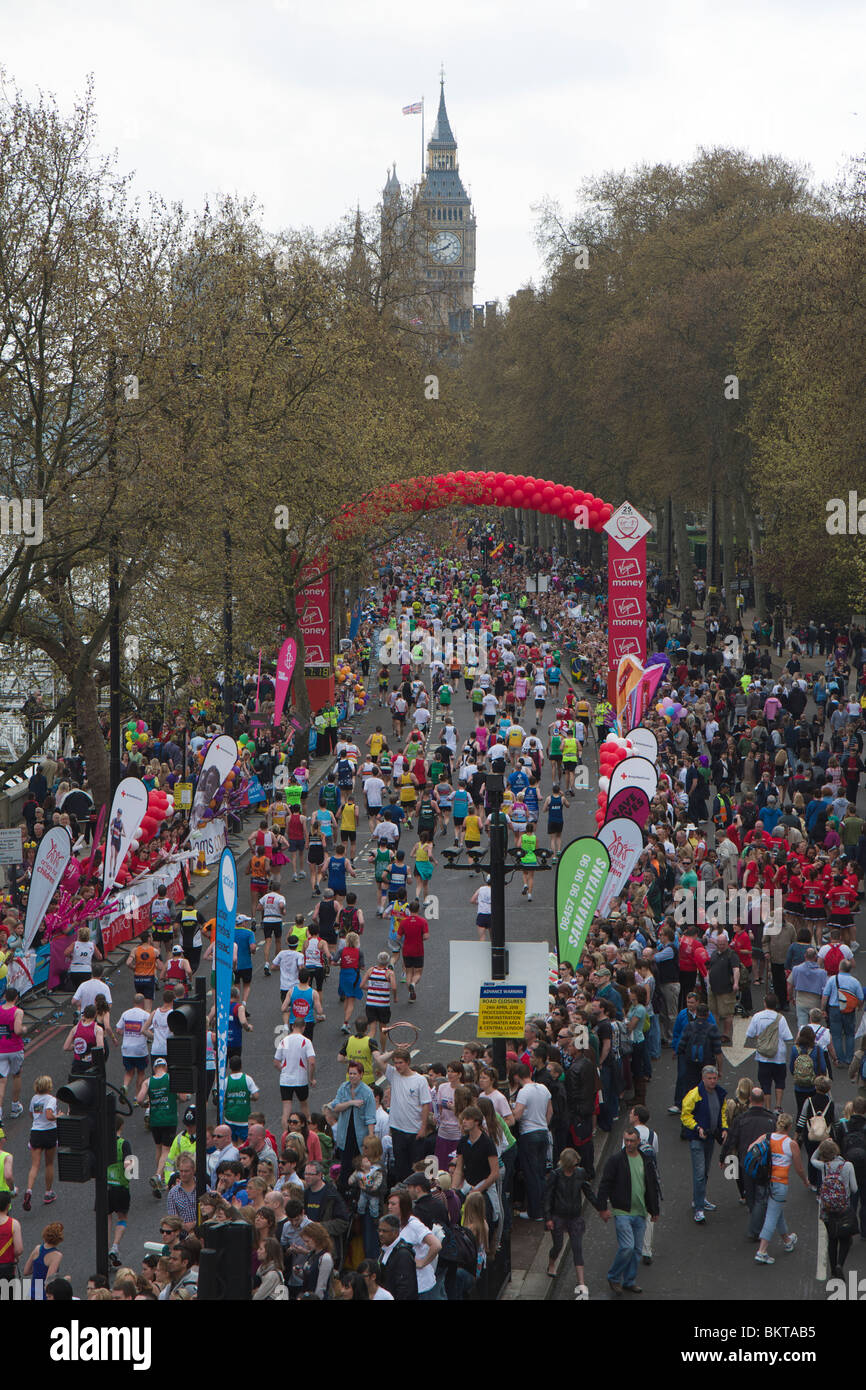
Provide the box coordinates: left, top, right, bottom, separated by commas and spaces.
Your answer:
436, 1012, 463, 1034
816, 1211, 828, 1282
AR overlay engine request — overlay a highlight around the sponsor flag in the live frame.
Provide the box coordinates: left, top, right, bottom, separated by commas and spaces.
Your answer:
190, 735, 238, 832
605, 784, 651, 829
23, 826, 72, 952
215, 848, 238, 1120
102, 779, 150, 895
489, 541, 505, 559
596, 817, 645, 918
555, 836, 610, 969
625, 727, 659, 765
607, 754, 658, 803
273, 637, 297, 727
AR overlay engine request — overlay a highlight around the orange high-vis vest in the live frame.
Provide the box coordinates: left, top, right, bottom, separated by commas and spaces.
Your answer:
769, 1134, 792, 1185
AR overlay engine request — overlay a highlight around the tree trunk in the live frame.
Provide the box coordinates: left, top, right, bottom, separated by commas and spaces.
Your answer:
672, 499, 696, 609
719, 491, 734, 606
73, 668, 110, 807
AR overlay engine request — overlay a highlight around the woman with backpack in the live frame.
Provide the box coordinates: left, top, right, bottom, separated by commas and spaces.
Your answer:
676, 1003, 723, 1098
754, 1113, 809, 1265
789, 1025, 828, 1123
812, 1138, 858, 1278
796, 1075, 835, 1190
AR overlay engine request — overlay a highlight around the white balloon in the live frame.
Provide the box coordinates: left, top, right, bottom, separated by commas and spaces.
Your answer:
605, 732, 619, 744
599, 776, 610, 793
130, 840, 140, 852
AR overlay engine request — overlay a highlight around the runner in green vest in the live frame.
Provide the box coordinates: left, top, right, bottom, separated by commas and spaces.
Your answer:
519, 826, 539, 901
561, 733, 579, 797
0, 1146, 12, 1193
224, 1065, 254, 1142
106, 1117, 133, 1269
137, 1056, 177, 1195
285, 780, 303, 810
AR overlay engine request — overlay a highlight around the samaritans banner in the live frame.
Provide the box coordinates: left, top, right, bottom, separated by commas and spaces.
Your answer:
215, 847, 238, 1121
22, 826, 72, 952
555, 836, 611, 969
102, 779, 150, 895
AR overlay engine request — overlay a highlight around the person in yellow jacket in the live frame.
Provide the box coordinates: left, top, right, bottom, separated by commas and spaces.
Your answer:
680, 1065, 727, 1224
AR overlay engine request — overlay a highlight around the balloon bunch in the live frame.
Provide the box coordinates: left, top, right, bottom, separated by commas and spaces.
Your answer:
125, 719, 149, 751
237, 733, 255, 753
655, 699, 684, 724
595, 733, 634, 826
335, 656, 366, 709
337, 471, 614, 537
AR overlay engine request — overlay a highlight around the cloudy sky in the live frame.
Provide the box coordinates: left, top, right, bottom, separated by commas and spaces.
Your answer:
4, 0, 865, 305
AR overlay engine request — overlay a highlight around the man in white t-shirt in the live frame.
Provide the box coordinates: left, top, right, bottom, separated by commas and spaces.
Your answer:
117, 994, 152, 1097
274, 1021, 317, 1125
259, 887, 287, 977
482, 692, 499, 721
363, 774, 386, 826
373, 818, 400, 850
72, 970, 113, 1016
372, 1048, 432, 1182
744, 995, 794, 1111
146, 989, 176, 1063
272, 943, 304, 1000
511, 1062, 552, 1220
470, 881, 492, 941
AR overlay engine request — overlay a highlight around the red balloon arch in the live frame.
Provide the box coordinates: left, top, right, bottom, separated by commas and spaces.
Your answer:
339, 471, 614, 533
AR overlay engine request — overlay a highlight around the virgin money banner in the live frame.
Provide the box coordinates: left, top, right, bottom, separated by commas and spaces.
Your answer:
23, 826, 72, 952
102, 779, 150, 896
604, 502, 651, 706
605, 785, 651, 829
298, 567, 331, 671
215, 848, 238, 1121
190, 735, 238, 832
596, 817, 645, 918
273, 637, 297, 726
555, 836, 610, 969
607, 754, 658, 803
624, 727, 659, 766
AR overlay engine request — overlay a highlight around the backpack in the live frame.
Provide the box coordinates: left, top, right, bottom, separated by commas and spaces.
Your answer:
437, 1221, 478, 1273
743, 1133, 771, 1182
841, 1125, 866, 1176
819, 1162, 849, 1216
638, 1131, 663, 1200
806, 1099, 829, 1144
792, 1048, 816, 1089
613, 1019, 632, 1058
823, 944, 844, 977
687, 1023, 709, 1067
838, 983, 859, 1015
754, 1014, 780, 1060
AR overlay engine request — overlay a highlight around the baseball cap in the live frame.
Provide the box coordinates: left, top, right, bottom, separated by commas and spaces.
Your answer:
172, 945, 183, 955
403, 1173, 431, 1192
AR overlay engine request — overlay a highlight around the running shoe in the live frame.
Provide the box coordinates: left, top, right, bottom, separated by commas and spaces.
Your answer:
150, 1176, 163, 1199
22, 1190, 31, 1212
43, 1191, 56, 1205
783, 1233, 797, 1252
694, 1210, 705, 1223
264, 965, 271, 976
754, 1252, 775, 1264
409, 985, 416, 1001
9, 1103, 23, 1119
109, 1249, 121, 1269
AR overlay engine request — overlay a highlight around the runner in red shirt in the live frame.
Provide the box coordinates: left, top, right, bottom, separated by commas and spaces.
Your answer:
800, 868, 827, 948
825, 875, 858, 947
396, 900, 429, 1003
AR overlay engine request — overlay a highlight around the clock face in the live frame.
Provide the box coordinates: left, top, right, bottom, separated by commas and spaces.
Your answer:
429, 230, 461, 264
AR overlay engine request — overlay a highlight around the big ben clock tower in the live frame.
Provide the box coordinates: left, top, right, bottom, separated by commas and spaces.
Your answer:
415, 71, 476, 338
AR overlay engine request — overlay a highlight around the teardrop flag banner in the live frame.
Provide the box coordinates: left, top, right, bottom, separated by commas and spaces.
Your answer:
273, 637, 297, 728
596, 816, 645, 918
555, 836, 611, 969
604, 784, 651, 829
624, 727, 659, 765
607, 754, 658, 803
190, 735, 238, 832
23, 826, 72, 952
215, 847, 238, 1121
102, 778, 150, 895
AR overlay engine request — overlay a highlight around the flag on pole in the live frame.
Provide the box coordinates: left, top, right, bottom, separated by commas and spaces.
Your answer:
489, 542, 505, 560
402, 102, 422, 114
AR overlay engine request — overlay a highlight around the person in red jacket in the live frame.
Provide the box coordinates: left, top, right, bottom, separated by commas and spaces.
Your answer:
731, 927, 754, 1013
801, 867, 827, 949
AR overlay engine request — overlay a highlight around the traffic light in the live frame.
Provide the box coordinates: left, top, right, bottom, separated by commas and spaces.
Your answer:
198, 1220, 253, 1300
167, 996, 205, 1094
56, 1075, 116, 1183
